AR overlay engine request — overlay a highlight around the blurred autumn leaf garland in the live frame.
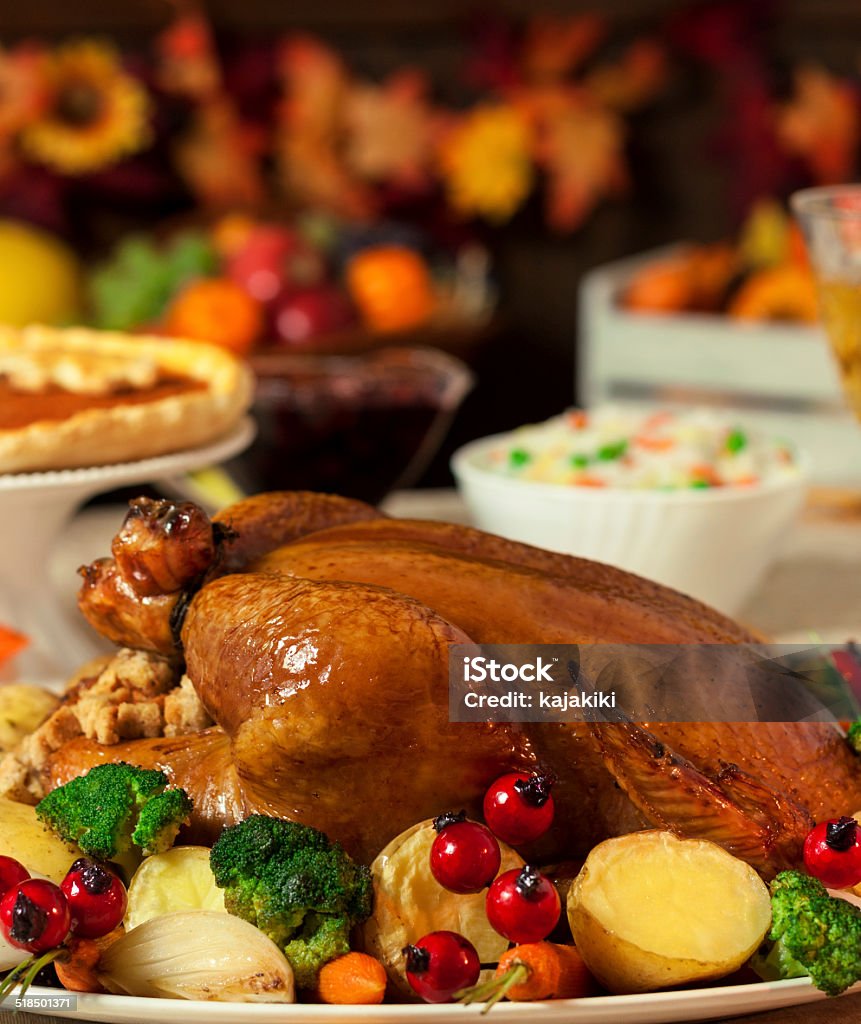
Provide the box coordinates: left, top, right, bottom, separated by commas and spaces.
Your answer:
0, 4, 858, 237
0, 8, 669, 233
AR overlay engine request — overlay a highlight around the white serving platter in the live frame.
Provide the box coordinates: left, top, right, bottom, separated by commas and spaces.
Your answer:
7, 977, 858, 1024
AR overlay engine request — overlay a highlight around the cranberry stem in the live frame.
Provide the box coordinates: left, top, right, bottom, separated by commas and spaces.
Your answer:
513, 773, 555, 808
403, 944, 431, 974
514, 865, 543, 900
825, 817, 858, 852
433, 810, 467, 833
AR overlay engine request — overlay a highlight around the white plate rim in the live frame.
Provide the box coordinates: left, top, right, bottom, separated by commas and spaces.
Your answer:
8, 976, 858, 1024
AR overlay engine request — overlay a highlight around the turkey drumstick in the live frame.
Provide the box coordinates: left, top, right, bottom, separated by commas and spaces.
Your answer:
77, 491, 382, 655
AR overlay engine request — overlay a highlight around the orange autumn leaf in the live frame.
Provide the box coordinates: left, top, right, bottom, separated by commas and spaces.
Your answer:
777, 65, 860, 185
156, 11, 263, 207
344, 70, 437, 188
525, 88, 627, 232
0, 45, 49, 143
522, 14, 606, 82
275, 35, 374, 218
585, 39, 669, 112
175, 97, 265, 209
277, 35, 346, 143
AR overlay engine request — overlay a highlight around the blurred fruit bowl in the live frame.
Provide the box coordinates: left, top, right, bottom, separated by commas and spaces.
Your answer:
260, 299, 497, 358
87, 213, 497, 361
226, 346, 474, 504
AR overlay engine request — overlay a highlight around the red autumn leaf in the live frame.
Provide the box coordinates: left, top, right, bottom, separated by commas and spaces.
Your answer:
777, 65, 860, 185
155, 11, 221, 100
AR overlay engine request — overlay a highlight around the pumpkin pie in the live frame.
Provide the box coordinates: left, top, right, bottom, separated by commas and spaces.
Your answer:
0, 325, 253, 473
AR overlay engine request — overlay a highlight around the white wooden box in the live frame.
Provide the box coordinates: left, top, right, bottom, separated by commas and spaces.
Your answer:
579, 246, 861, 485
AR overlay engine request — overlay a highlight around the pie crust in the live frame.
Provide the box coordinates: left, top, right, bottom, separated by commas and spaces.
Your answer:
0, 325, 254, 474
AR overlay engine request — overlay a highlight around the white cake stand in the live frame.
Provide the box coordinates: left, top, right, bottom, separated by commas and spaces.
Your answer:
0, 418, 255, 682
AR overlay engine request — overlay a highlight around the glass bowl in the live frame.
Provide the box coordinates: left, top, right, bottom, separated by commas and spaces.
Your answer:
228, 347, 474, 504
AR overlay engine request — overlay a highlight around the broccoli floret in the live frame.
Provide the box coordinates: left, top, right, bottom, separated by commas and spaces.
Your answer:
750, 870, 861, 996
36, 762, 192, 864
209, 814, 373, 989
847, 719, 861, 755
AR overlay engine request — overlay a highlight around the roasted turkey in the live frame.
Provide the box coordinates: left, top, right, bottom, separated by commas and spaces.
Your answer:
48, 491, 861, 876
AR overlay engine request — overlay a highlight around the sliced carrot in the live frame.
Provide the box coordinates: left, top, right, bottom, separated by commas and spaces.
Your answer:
461, 942, 596, 1009
0, 625, 28, 668
55, 927, 123, 993
576, 476, 607, 488
690, 463, 722, 487
635, 435, 675, 452
643, 411, 674, 431
498, 942, 595, 1002
567, 411, 589, 430
317, 952, 387, 1005
55, 939, 104, 993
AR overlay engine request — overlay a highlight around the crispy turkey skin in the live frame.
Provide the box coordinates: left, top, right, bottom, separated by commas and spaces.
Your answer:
53, 492, 861, 872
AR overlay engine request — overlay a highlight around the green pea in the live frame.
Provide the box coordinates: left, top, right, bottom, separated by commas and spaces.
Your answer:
597, 440, 628, 461
570, 453, 590, 469
690, 479, 712, 489
509, 448, 531, 468
726, 429, 747, 454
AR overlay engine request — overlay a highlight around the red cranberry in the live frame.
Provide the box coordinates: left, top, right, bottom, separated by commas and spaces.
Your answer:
486, 865, 560, 944
430, 811, 501, 894
61, 858, 127, 939
483, 771, 556, 845
403, 930, 481, 1003
0, 879, 71, 953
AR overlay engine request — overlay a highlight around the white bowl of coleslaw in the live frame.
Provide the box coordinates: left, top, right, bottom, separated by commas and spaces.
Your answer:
450, 407, 806, 615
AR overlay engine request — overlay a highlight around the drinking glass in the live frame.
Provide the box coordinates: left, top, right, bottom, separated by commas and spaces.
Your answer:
792, 185, 861, 421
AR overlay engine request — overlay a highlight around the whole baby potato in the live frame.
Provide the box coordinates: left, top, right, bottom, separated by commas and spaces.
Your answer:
360, 818, 524, 997
567, 830, 772, 994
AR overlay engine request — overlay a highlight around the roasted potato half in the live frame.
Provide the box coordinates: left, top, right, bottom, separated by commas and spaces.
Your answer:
360, 818, 524, 997
567, 830, 771, 994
